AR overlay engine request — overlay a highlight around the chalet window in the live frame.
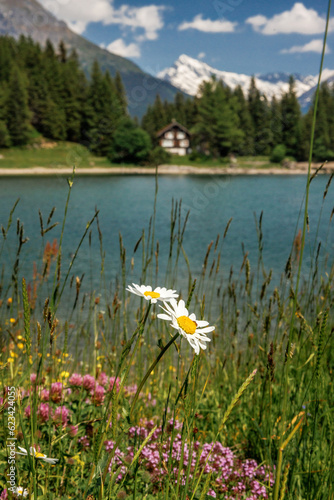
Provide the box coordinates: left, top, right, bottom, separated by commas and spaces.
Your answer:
179, 139, 189, 147
165, 131, 174, 139
161, 139, 174, 147
176, 132, 186, 139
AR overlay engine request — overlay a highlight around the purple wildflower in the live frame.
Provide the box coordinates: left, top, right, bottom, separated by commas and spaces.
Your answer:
50, 382, 63, 403
97, 372, 109, 387
53, 405, 70, 426
69, 373, 83, 387
78, 435, 90, 449
37, 403, 52, 423
83, 374, 96, 391
68, 425, 78, 437
40, 389, 50, 401
90, 384, 105, 406
207, 490, 216, 498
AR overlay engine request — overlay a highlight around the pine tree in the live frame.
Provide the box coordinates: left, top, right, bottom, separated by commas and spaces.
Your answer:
23, 45, 53, 138
162, 99, 174, 124
233, 85, 254, 155
60, 50, 87, 142
141, 104, 157, 140
326, 82, 334, 144
193, 78, 242, 157
0, 83, 11, 147
115, 71, 127, 115
84, 61, 125, 155
191, 80, 216, 153
82, 60, 104, 150
269, 96, 283, 149
5, 66, 31, 145
280, 76, 302, 157
96, 71, 122, 155
0, 37, 15, 83
42, 40, 66, 138
58, 40, 67, 63
184, 97, 197, 129
173, 92, 187, 124
141, 94, 168, 143
248, 77, 272, 155
151, 95, 168, 131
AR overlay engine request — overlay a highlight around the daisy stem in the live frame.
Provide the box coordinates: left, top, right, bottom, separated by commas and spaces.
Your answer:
129, 332, 180, 418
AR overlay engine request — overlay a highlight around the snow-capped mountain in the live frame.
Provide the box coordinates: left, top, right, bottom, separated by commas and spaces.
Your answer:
157, 54, 334, 108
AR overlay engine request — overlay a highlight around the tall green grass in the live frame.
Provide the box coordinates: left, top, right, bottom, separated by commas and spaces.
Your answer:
0, 154, 333, 499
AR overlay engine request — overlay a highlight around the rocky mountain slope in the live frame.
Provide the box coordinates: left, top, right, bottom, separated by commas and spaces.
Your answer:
0, 0, 183, 118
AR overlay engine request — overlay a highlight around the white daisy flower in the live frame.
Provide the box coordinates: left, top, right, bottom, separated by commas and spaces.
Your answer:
17, 446, 59, 465
157, 299, 215, 355
126, 283, 178, 304
15, 486, 28, 497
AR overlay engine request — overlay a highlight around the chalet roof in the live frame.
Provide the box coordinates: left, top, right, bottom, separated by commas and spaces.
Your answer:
156, 120, 191, 138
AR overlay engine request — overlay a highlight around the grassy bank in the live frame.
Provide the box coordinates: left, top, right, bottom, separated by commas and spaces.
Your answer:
0, 141, 287, 171
0, 141, 136, 170
165, 154, 275, 169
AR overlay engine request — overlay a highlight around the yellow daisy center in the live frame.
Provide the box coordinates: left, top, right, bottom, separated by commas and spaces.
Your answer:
35, 452, 46, 459
144, 291, 160, 299
177, 316, 197, 335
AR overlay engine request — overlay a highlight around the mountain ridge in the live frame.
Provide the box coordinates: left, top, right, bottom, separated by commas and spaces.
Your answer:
0, 0, 184, 118
157, 54, 334, 111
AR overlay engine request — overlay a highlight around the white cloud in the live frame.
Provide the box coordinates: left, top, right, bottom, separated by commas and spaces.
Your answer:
105, 38, 141, 58
281, 39, 331, 54
116, 5, 165, 41
178, 14, 237, 33
39, 0, 165, 40
246, 3, 334, 35
40, 0, 113, 34
198, 52, 206, 59
67, 20, 89, 35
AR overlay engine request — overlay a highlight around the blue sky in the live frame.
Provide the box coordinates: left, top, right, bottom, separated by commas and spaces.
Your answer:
39, 0, 334, 76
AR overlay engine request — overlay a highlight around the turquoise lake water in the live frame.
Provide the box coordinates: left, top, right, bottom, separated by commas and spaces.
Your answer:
0, 174, 333, 302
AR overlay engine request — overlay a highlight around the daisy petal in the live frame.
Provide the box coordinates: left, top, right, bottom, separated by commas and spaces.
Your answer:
198, 326, 215, 334
196, 320, 209, 327
157, 313, 172, 321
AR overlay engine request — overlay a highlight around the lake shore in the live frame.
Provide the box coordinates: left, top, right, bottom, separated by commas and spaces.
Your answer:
0, 162, 334, 176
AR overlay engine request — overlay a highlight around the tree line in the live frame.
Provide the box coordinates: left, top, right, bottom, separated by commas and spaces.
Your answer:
142, 76, 334, 162
0, 35, 154, 163
1, 35, 334, 163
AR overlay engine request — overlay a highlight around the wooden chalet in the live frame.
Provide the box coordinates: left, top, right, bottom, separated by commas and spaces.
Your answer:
156, 120, 191, 156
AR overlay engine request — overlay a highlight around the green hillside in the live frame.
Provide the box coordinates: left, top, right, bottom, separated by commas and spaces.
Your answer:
0, 0, 185, 117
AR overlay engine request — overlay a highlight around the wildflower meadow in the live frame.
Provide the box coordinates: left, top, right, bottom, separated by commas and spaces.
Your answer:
0, 154, 333, 500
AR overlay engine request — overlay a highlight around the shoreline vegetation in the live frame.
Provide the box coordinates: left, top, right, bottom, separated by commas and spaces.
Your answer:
1, 140, 334, 176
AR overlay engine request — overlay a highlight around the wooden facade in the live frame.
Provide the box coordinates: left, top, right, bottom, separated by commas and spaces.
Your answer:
156, 120, 191, 156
